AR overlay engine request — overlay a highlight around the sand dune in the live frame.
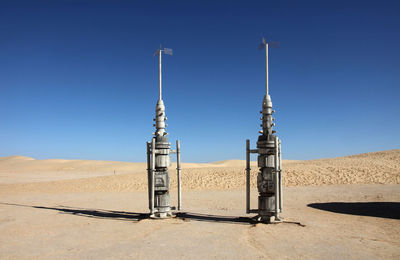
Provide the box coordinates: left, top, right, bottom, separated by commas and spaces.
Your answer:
0, 150, 399, 259
0, 149, 399, 193
0, 156, 224, 184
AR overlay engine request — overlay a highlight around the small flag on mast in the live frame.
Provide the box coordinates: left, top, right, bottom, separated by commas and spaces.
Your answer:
164, 48, 173, 55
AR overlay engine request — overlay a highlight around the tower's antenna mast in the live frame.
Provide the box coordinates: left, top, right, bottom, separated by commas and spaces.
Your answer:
264, 39, 269, 95
154, 46, 173, 101
259, 38, 279, 96
159, 46, 162, 100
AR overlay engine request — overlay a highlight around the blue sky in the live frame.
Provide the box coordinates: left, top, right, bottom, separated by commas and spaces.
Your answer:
1, 0, 399, 162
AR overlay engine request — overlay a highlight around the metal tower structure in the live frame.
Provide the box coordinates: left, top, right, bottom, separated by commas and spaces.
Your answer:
246, 38, 283, 223
146, 45, 182, 218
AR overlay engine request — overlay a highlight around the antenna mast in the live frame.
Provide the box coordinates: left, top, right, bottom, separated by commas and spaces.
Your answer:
155, 46, 173, 101
159, 47, 162, 100
259, 37, 279, 96
265, 41, 268, 95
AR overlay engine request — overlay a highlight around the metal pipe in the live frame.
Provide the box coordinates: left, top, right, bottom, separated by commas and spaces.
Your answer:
176, 140, 181, 210
246, 139, 251, 214
146, 141, 151, 210
150, 137, 156, 214
279, 139, 283, 213
159, 49, 162, 100
274, 136, 279, 219
265, 43, 269, 95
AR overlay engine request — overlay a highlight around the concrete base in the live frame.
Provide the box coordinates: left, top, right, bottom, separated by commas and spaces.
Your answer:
255, 215, 283, 224
150, 211, 173, 219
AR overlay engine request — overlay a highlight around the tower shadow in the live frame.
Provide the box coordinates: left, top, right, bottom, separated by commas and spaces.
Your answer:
307, 202, 400, 220
0, 202, 261, 225
0, 202, 149, 222
174, 212, 258, 225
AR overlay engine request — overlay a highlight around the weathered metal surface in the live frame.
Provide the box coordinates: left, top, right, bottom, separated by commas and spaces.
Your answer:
246, 38, 283, 223
146, 46, 181, 218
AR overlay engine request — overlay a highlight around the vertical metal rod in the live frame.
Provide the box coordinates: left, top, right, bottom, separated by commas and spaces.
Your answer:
146, 142, 151, 210
159, 49, 162, 100
279, 139, 283, 213
274, 136, 279, 219
176, 140, 181, 210
246, 139, 251, 214
150, 137, 156, 214
265, 43, 269, 95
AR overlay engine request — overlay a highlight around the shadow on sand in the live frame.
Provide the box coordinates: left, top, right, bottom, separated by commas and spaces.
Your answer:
0, 202, 258, 225
174, 212, 258, 225
307, 202, 400, 220
0, 202, 149, 222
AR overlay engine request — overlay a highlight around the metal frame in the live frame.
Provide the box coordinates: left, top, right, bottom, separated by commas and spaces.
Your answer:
245, 138, 282, 220
278, 139, 282, 213
176, 140, 182, 210
150, 138, 155, 214
146, 138, 182, 214
274, 136, 279, 219
146, 141, 151, 210
246, 140, 250, 214
245, 139, 261, 214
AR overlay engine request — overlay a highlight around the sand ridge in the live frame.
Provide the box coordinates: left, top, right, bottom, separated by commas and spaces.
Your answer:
0, 149, 399, 193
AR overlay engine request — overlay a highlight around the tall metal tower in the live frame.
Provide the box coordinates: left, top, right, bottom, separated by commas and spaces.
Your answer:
146, 45, 182, 218
246, 38, 283, 223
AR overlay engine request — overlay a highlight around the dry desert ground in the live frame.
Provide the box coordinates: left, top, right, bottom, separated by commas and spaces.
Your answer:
0, 150, 399, 259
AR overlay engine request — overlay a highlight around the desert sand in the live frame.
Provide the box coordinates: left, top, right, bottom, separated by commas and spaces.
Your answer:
0, 150, 399, 259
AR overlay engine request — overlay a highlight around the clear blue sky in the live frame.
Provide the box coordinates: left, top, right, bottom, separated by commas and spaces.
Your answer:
1, 0, 399, 162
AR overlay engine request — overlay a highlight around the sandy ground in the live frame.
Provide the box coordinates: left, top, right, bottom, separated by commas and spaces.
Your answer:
0, 150, 399, 259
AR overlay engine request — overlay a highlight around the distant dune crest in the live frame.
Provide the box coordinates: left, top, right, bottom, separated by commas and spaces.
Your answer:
0, 155, 35, 161
0, 150, 399, 190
